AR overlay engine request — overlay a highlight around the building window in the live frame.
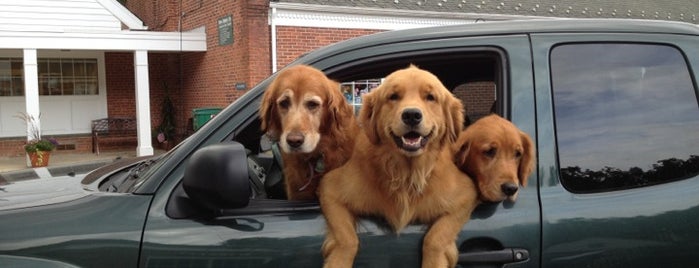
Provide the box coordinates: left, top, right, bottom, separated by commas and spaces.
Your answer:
0, 58, 24, 96
0, 58, 99, 97
39, 58, 98, 95
552, 43, 699, 193
340, 79, 382, 114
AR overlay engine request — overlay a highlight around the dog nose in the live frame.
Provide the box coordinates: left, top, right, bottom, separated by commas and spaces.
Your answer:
501, 182, 519, 196
401, 108, 422, 126
286, 133, 305, 148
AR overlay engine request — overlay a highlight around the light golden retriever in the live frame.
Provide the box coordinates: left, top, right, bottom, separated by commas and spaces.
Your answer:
319, 65, 477, 268
452, 114, 535, 202
260, 65, 359, 200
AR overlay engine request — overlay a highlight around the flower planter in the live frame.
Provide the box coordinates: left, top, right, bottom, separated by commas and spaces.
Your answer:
28, 151, 51, 168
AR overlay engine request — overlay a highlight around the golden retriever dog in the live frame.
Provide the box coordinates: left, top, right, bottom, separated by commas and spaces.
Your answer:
260, 65, 359, 200
319, 65, 477, 268
452, 114, 535, 202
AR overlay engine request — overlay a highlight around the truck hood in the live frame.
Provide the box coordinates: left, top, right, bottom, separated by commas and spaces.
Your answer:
0, 175, 89, 211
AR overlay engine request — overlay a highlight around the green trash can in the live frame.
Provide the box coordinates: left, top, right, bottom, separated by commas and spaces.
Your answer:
192, 107, 223, 131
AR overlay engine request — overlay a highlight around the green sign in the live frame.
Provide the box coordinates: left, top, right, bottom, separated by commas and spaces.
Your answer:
218, 15, 233, 46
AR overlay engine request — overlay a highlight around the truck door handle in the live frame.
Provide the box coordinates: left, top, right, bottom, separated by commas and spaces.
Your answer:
458, 248, 529, 264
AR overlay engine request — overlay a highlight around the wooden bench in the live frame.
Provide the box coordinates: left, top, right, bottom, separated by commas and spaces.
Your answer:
91, 117, 137, 155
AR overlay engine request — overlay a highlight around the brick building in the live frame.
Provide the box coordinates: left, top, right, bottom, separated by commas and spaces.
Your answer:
124, 0, 698, 147
2, 0, 697, 157
0, 0, 206, 158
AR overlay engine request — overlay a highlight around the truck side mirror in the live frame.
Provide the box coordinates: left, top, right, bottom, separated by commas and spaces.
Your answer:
183, 142, 251, 211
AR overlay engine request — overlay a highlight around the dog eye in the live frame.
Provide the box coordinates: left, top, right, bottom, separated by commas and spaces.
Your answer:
484, 148, 497, 158
426, 93, 436, 101
305, 101, 320, 110
278, 99, 291, 109
515, 150, 523, 159
389, 93, 400, 101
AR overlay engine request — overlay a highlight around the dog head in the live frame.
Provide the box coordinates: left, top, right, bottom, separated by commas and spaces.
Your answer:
453, 115, 535, 202
360, 65, 464, 156
260, 65, 351, 153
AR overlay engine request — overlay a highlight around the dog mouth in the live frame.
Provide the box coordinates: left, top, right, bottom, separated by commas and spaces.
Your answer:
391, 129, 433, 152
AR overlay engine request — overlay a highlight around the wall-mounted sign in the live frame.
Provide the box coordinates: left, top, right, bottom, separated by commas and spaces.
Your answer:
218, 15, 233, 46
235, 82, 247, 90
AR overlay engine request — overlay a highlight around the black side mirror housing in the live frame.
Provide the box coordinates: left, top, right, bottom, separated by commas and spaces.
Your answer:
183, 142, 251, 211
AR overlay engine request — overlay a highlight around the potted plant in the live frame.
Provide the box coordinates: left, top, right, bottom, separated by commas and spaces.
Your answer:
16, 112, 59, 167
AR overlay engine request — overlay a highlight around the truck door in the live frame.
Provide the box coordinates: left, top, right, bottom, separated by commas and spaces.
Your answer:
140, 34, 541, 268
532, 33, 699, 267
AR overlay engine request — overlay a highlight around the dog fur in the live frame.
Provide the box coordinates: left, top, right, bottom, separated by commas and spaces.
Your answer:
260, 65, 359, 200
319, 65, 477, 268
452, 114, 535, 202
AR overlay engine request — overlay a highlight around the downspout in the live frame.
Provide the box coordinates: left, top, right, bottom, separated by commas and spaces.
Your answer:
270, 6, 278, 73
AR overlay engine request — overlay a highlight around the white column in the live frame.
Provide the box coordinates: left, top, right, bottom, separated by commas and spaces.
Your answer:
134, 50, 154, 156
23, 49, 40, 138
23, 49, 40, 167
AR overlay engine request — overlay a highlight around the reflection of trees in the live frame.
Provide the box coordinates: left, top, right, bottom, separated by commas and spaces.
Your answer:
561, 155, 699, 192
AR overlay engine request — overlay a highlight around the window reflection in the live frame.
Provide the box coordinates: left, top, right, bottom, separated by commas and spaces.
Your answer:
552, 43, 699, 193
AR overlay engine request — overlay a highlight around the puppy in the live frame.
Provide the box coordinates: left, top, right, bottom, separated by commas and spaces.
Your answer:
260, 65, 359, 200
319, 65, 477, 268
452, 114, 535, 202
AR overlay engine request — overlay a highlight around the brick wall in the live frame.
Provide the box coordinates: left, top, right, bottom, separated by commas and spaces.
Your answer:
121, 1, 384, 142
128, 0, 272, 136
104, 52, 186, 144
126, 0, 180, 31
0, 138, 29, 157
0, 3, 450, 157
105, 52, 136, 118
275, 26, 382, 69
0, 136, 95, 157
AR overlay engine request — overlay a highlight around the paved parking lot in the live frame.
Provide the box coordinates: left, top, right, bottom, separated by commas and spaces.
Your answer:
0, 150, 146, 184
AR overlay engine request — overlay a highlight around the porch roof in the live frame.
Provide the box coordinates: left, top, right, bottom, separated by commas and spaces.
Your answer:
0, 0, 206, 52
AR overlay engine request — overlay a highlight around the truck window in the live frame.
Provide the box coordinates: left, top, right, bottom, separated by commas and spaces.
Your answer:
551, 43, 699, 193
453, 81, 497, 125
251, 50, 503, 200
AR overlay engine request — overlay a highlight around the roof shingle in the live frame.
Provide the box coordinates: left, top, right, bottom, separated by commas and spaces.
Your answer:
274, 0, 699, 23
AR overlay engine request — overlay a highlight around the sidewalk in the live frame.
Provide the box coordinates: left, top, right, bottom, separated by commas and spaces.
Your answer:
0, 150, 146, 184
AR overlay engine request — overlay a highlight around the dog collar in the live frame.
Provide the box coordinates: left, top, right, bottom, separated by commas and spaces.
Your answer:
298, 155, 325, 192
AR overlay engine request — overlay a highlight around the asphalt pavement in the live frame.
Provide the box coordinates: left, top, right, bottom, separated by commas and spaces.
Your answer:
0, 150, 142, 184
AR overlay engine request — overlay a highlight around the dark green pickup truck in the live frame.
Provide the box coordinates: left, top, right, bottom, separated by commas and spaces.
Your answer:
2, 19, 699, 268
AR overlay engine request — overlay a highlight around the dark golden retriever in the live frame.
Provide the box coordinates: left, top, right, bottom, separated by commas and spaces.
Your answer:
319, 65, 477, 267
452, 114, 535, 202
260, 65, 359, 200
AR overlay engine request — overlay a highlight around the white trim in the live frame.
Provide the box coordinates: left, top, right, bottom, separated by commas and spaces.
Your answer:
95, 0, 147, 30
0, 27, 207, 52
269, 2, 550, 30
270, 7, 278, 73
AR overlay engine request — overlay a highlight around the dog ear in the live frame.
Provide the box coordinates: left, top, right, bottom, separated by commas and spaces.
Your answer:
324, 80, 353, 135
260, 80, 281, 141
518, 130, 536, 187
359, 90, 380, 144
452, 134, 470, 170
444, 94, 465, 144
